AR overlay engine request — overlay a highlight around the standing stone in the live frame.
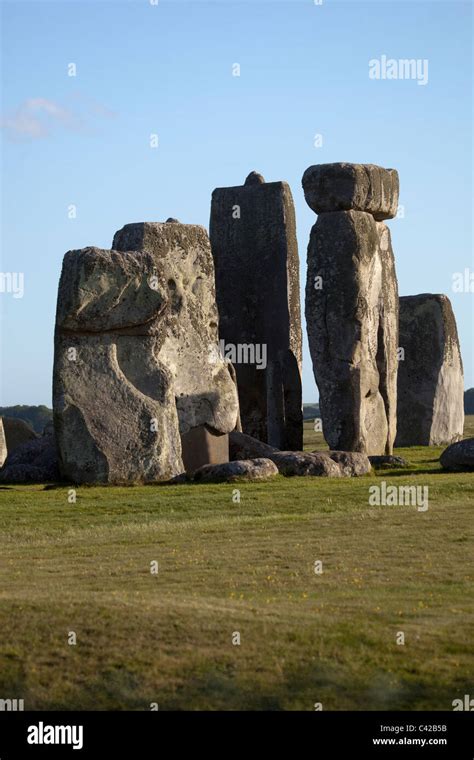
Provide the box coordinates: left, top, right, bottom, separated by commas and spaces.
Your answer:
396, 294, 464, 446
210, 172, 303, 450
304, 163, 399, 455
53, 246, 183, 484
54, 223, 239, 483
112, 221, 240, 472
0, 419, 7, 468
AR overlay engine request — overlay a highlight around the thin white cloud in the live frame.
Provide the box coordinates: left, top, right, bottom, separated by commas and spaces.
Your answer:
1, 95, 117, 141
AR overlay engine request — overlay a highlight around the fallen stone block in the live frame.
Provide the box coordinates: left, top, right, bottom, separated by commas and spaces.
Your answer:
193, 458, 278, 483
440, 438, 474, 471
327, 451, 372, 476
268, 451, 342, 477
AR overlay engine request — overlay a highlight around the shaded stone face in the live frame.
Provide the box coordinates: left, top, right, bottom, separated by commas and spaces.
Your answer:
440, 438, 474, 471
209, 173, 303, 450
396, 294, 464, 446
0, 419, 7, 468
302, 163, 399, 221
305, 205, 399, 455
54, 222, 239, 484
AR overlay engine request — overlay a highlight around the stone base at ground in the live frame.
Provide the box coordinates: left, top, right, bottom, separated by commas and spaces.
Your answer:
326, 451, 372, 476
269, 451, 342, 477
193, 458, 278, 483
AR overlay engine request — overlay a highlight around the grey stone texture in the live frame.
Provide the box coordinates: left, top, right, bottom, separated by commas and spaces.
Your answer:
54, 222, 239, 484
193, 457, 279, 483
268, 450, 342, 477
210, 172, 303, 451
113, 222, 239, 439
305, 189, 399, 455
395, 294, 464, 446
326, 450, 372, 476
440, 438, 474, 471
302, 162, 399, 221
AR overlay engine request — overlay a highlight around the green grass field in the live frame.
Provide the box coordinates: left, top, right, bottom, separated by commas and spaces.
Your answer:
0, 420, 473, 710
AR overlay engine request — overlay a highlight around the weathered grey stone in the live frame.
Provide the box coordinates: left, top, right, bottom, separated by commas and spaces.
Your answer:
327, 451, 372, 476
54, 223, 239, 484
305, 209, 399, 455
113, 222, 239, 439
0, 435, 59, 483
302, 163, 399, 220
369, 455, 408, 469
210, 173, 303, 450
229, 430, 278, 461
193, 457, 278, 483
54, 246, 182, 484
395, 295, 464, 446
440, 438, 474, 471
2, 417, 37, 452
0, 419, 7, 468
268, 451, 342, 477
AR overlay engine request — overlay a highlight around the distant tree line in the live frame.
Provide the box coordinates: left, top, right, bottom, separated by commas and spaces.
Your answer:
0, 405, 53, 434
1, 394, 473, 435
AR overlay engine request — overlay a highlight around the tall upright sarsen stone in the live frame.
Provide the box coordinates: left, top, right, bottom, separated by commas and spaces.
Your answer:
53, 222, 239, 483
303, 163, 399, 455
113, 221, 240, 473
396, 294, 464, 446
210, 172, 303, 450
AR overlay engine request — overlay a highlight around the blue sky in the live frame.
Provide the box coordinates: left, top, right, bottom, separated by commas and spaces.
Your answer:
1, 0, 472, 406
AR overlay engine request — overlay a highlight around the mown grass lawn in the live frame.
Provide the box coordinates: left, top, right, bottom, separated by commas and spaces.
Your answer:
0, 421, 472, 710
